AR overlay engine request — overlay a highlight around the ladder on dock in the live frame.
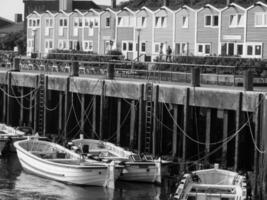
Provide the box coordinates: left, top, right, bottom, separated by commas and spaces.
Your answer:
144, 83, 153, 153
38, 74, 45, 135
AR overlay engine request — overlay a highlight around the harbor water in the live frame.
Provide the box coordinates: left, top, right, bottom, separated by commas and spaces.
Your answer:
0, 154, 174, 200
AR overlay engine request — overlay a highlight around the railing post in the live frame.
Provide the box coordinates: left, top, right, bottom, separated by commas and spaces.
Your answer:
191, 66, 200, 87
107, 61, 115, 80
13, 57, 20, 72
244, 69, 253, 91
72, 60, 79, 77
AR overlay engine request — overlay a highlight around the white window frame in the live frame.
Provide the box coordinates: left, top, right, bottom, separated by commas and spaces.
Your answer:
45, 18, 53, 36
83, 40, 93, 52
197, 43, 211, 56
117, 16, 134, 27
255, 12, 267, 27
137, 16, 147, 28
229, 14, 244, 28
121, 40, 134, 52
204, 15, 218, 27
182, 15, 189, 28
45, 39, 53, 50
58, 40, 68, 50
105, 17, 111, 28
28, 18, 40, 28
155, 16, 167, 28
245, 43, 263, 58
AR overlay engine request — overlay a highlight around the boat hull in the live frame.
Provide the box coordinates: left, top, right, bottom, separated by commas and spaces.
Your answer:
15, 140, 120, 187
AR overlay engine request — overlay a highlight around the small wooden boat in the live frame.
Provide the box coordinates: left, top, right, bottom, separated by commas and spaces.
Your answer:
14, 139, 122, 188
72, 138, 171, 184
173, 164, 247, 200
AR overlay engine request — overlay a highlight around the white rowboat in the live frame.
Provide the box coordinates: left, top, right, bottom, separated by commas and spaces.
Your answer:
14, 139, 121, 188
72, 138, 171, 184
173, 164, 247, 200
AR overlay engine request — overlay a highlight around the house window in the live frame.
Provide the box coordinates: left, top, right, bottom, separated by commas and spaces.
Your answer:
237, 44, 243, 56
118, 16, 133, 27
29, 19, 32, 27
205, 15, 211, 26
28, 18, 41, 28
155, 43, 160, 53
122, 41, 134, 52
182, 16, 188, 28
83, 41, 93, 52
141, 42, 146, 52
45, 18, 53, 27
128, 42, 133, 51
230, 14, 244, 27
255, 12, 267, 27
122, 42, 127, 51
205, 15, 218, 27
247, 45, 253, 55
137, 16, 146, 28
59, 18, 68, 27
45, 40, 53, 49
197, 43, 211, 55
255, 45, 262, 55
106, 17, 110, 27
58, 40, 68, 50
155, 16, 167, 28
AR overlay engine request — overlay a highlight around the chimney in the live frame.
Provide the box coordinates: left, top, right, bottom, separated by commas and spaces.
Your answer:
59, 0, 73, 11
163, 0, 169, 7
111, 0, 116, 9
226, 0, 231, 5
15, 14, 23, 23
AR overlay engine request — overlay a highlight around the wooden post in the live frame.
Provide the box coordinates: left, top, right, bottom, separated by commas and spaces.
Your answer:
80, 94, 85, 135
130, 100, 136, 149
138, 84, 144, 153
92, 95, 97, 139
222, 110, 229, 167
6, 72, 11, 125
152, 85, 159, 156
28, 88, 33, 127
19, 87, 24, 126
2, 84, 7, 123
33, 75, 39, 133
260, 96, 267, 200
58, 91, 63, 135
172, 104, 178, 157
234, 92, 242, 171
253, 94, 262, 198
63, 77, 70, 141
205, 108, 211, 163
116, 98, 121, 145
183, 88, 190, 169
99, 81, 105, 140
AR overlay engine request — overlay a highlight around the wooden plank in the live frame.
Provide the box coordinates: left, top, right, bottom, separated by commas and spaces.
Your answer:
43, 75, 48, 136
116, 98, 121, 145
234, 92, 242, 171
63, 77, 70, 140
2, 84, 6, 123
172, 104, 178, 157
6, 72, 11, 125
222, 110, 228, 167
138, 84, 144, 154
19, 87, 24, 126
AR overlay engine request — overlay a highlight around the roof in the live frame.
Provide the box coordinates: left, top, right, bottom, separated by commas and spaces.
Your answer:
0, 22, 24, 34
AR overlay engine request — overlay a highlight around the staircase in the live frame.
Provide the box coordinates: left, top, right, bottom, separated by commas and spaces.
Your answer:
144, 83, 153, 153
38, 74, 45, 135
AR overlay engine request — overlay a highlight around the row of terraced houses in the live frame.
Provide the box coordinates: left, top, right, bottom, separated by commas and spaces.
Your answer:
26, 1, 267, 61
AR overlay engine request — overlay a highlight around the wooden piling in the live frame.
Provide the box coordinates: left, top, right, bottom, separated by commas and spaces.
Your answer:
80, 94, 85, 134
28, 88, 33, 127
152, 85, 159, 156
19, 87, 24, 126
2, 84, 6, 123
130, 100, 136, 148
99, 81, 105, 140
253, 94, 262, 198
205, 108, 211, 163
33, 75, 39, 133
43, 75, 48, 136
138, 84, 144, 153
222, 110, 229, 167
183, 88, 190, 167
172, 104, 178, 157
63, 77, 70, 140
92, 95, 96, 139
234, 92, 242, 171
58, 91, 63, 135
116, 98, 121, 145
6, 72, 11, 125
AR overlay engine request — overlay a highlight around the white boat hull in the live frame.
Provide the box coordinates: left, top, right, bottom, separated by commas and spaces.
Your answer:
15, 140, 120, 188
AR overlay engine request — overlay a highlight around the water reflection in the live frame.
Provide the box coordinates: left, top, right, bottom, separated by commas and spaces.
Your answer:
0, 155, 171, 200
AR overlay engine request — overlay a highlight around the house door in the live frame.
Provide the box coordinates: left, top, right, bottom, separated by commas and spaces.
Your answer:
228, 43, 234, 56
